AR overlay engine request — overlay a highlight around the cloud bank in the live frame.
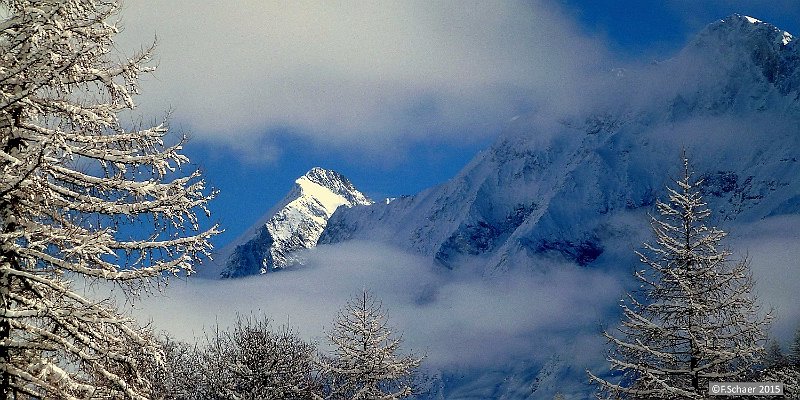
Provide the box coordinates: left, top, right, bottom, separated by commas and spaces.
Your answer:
114, 1, 608, 160
115, 241, 621, 370
107, 211, 800, 372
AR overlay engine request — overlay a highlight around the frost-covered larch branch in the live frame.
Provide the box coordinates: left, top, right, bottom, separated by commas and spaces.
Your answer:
0, 0, 219, 398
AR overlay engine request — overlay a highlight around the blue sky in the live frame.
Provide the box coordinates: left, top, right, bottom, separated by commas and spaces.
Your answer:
116, 1, 800, 250
562, 0, 800, 57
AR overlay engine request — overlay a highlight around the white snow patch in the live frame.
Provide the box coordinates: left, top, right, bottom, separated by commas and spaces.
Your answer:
295, 175, 350, 216
744, 16, 762, 24
266, 186, 342, 244
783, 31, 793, 45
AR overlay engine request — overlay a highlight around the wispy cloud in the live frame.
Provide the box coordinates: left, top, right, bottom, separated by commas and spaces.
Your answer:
115, 1, 608, 161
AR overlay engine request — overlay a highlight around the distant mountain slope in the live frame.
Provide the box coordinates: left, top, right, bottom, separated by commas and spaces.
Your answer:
221, 167, 372, 278
319, 14, 800, 275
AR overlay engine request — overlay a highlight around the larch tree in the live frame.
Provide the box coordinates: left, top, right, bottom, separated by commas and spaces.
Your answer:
325, 290, 421, 400
0, 0, 218, 399
588, 155, 770, 399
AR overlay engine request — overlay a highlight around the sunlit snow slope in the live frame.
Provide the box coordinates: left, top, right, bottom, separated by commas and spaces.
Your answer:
221, 167, 372, 278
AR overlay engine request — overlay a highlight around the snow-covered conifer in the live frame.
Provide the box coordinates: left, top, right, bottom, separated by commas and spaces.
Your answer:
790, 325, 800, 367
325, 290, 421, 400
0, 0, 218, 398
763, 339, 786, 369
588, 154, 771, 399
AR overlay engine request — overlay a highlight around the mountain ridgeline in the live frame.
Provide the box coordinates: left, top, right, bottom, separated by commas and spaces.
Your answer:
318, 14, 800, 274
221, 167, 372, 278
224, 15, 800, 281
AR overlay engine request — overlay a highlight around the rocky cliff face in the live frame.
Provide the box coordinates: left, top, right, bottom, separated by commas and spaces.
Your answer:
221, 167, 372, 278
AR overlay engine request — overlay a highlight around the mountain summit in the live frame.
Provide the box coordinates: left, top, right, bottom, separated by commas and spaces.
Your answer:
692, 14, 793, 52
221, 167, 372, 278
679, 14, 799, 102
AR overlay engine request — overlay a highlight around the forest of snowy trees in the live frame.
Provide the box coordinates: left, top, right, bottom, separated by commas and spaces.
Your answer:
2, 0, 800, 399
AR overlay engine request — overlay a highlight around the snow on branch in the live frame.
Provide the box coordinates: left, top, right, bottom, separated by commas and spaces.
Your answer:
1, 0, 219, 398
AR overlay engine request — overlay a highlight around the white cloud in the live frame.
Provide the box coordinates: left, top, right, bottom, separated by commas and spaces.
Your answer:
115, 241, 621, 369
114, 1, 607, 160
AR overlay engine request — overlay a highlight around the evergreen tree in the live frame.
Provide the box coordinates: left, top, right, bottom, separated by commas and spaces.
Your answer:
588, 155, 771, 399
0, 0, 218, 398
763, 339, 786, 369
325, 290, 421, 400
790, 325, 800, 367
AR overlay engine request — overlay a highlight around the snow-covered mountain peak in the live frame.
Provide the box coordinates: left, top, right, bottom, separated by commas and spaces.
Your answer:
628, 14, 800, 119
691, 14, 795, 51
220, 167, 372, 278
736, 14, 793, 43
298, 167, 372, 208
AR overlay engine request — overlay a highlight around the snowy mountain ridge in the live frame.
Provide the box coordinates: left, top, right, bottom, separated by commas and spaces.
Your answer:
401, 15, 800, 398
318, 14, 800, 276
221, 167, 372, 278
